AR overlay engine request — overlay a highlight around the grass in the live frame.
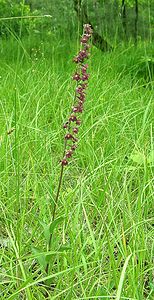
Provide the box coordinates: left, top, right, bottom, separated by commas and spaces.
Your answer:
0, 33, 154, 299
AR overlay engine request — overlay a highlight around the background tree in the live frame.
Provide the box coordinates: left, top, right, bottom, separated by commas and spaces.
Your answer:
121, 0, 127, 39
134, 0, 138, 45
0, 0, 153, 44
73, 0, 113, 51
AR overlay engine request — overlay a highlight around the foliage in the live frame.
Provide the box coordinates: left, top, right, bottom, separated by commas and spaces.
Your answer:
81, 0, 154, 42
0, 0, 153, 298
0, 0, 31, 36
0, 34, 153, 298
0, 0, 53, 37
0, 0, 153, 42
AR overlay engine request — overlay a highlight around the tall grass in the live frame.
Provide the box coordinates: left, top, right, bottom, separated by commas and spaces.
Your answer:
0, 32, 153, 299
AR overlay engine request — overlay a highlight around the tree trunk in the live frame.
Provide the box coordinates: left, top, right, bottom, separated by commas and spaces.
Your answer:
134, 0, 138, 46
121, 0, 127, 39
73, 0, 113, 52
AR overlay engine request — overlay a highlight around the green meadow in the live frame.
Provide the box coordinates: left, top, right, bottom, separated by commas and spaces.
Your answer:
0, 32, 154, 299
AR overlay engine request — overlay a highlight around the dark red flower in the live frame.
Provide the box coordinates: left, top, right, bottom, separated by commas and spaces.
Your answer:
66, 150, 73, 158
81, 34, 90, 43
84, 24, 93, 35
72, 106, 79, 113
60, 24, 92, 166
69, 115, 77, 122
81, 83, 88, 89
78, 94, 85, 101
78, 101, 84, 106
78, 50, 88, 59
73, 127, 78, 134
61, 159, 68, 166
76, 86, 85, 94
72, 73, 81, 81
65, 133, 73, 140
73, 57, 79, 63
76, 119, 81, 125
63, 123, 68, 129
71, 144, 77, 151
78, 106, 83, 113
82, 74, 89, 81
72, 106, 83, 113
81, 64, 88, 74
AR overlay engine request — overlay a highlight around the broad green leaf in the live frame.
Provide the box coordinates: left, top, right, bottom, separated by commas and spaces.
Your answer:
49, 217, 64, 235
39, 217, 64, 244
39, 220, 50, 244
31, 247, 47, 271
59, 245, 71, 251
45, 253, 54, 264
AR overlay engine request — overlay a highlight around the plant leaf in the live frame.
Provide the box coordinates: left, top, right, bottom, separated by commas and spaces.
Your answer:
31, 247, 47, 271
39, 217, 64, 244
49, 217, 64, 235
115, 254, 132, 300
59, 245, 71, 251
39, 221, 50, 244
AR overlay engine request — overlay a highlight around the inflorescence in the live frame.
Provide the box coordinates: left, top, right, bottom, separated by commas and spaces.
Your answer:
61, 24, 93, 166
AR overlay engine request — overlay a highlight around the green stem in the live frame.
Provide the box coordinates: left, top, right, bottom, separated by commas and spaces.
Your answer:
45, 142, 67, 274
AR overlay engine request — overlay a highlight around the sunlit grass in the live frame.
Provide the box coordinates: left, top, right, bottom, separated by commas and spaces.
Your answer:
0, 35, 153, 299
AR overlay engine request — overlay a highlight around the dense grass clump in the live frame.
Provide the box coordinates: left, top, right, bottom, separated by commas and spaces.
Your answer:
0, 34, 154, 299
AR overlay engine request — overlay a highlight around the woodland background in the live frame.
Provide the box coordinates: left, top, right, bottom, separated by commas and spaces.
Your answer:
0, 0, 153, 46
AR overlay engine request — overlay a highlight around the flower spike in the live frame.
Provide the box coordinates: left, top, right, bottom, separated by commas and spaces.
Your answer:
62, 24, 92, 166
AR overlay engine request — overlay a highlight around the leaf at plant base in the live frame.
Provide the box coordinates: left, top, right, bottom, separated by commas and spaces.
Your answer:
45, 253, 54, 264
59, 245, 71, 251
39, 220, 50, 244
49, 217, 64, 235
130, 151, 145, 165
147, 150, 154, 165
31, 247, 47, 271
39, 217, 64, 244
